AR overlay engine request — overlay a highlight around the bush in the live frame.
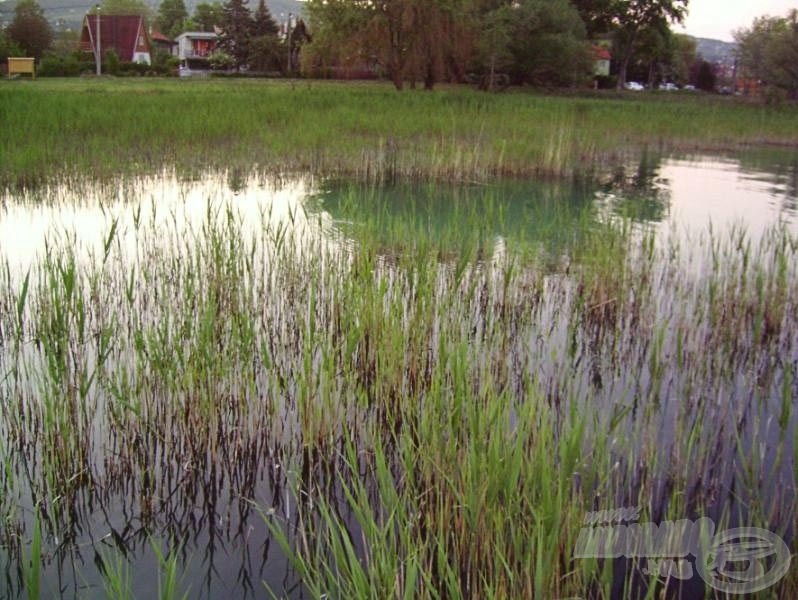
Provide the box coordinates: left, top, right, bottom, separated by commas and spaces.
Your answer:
209, 50, 234, 71
37, 53, 85, 77
112, 61, 151, 76
104, 49, 121, 75
595, 74, 617, 90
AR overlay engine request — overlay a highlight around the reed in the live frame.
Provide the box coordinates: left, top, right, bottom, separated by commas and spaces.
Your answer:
0, 177, 795, 597
1, 80, 798, 189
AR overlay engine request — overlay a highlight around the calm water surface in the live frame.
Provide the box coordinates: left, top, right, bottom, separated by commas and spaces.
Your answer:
1, 152, 797, 271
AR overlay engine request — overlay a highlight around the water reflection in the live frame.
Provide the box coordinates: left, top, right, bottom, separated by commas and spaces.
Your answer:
2, 152, 796, 273
598, 152, 672, 223
0, 175, 328, 275
593, 150, 798, 235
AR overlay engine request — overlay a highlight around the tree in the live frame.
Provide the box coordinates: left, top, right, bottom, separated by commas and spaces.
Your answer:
193, 2, 224, 32
571, 0, 615, 36
305, 0, 474, 90
288, 18, 312, 73
218, 0, 253, 70
0, 30, 24, 63
251, 0, 278, 37
96, 0, 151, 17
666, 32, 696, 85
611, 0, 688, 89
506, 0, 590, 87
157, 0, 188, 38
736, 10, 798, 100
6, 0, 53, 60
248, 0, 281, 72
475, 4, 514, 91
690, 59, 716, 91
620, 20, 669, 87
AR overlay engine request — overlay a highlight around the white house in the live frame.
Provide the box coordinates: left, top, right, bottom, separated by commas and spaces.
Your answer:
174, 32, 219, 68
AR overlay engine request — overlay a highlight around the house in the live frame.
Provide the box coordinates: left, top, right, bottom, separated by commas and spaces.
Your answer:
174, 32, 218, 69
80, 15, 152, 65
591, 45, 611, 77
150, 30, 177, 56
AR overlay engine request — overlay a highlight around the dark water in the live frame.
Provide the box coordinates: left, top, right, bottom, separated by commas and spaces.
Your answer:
0, 151, 796, 598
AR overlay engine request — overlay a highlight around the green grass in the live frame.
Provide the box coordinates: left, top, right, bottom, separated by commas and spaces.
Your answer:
1, 78, 797, 188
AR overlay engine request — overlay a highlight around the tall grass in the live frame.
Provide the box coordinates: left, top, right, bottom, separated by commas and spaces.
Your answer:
0, 178, 795, 597
1, 79, 797, 189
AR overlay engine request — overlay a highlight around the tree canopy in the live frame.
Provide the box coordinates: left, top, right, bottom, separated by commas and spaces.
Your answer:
156, 0, 189, 38
6, 0, 53, 60
736, 9, 798, 100
215, 0, 283, 72
94, 0, 151, 17
301, 0, 696, 90
610, 0, 688, 88
193, 2, 224, 32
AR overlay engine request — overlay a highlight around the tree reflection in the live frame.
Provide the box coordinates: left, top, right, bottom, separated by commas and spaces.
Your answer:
598, 151, 671, 223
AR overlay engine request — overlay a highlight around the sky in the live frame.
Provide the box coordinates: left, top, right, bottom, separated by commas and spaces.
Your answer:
678, 0, 796, 42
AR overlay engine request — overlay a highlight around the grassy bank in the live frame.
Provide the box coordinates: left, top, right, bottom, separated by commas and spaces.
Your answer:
1, 78, 798, 188
0, 185, 796, 597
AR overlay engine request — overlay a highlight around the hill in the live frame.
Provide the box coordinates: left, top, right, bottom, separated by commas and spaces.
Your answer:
694, 37, 737, 65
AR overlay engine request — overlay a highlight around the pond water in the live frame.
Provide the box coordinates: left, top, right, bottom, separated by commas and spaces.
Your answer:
2, 151, 797, 272
0, 151, 796, 599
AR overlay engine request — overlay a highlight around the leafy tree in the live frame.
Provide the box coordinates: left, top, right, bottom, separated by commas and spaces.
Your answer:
306, 0, 472, 90
303, 0, 588, 90
218, 0, 253, 70
571, 0, 615, 36
0, 30, 24, 63
736, 10, 798, 100
303, 0, 369, 78
157, 0, 188, 37
6, 0, 53, 59
666, 32, 696, 85
193, 2, 224, 32
408, 0, 473, 89
475, 4, 514, 90
611, 0, 688, 89
95, 0, 151, 17
506, 0, 590, 87
620, 20, 669, 87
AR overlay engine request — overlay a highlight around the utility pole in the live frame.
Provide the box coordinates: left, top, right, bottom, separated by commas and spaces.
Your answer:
95, 5, 101, 76
286, 12, 292, 74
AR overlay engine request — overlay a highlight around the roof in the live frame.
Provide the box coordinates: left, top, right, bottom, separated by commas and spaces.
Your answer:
81, 15, 149, 62
175, 32, 219, 41
150, 30, 175, 44
591, 45, 612, 61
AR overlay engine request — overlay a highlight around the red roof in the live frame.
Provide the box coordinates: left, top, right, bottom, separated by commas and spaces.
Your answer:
150, 30, 175, 44
80, 15, 149, 62
591, 45, 611, 61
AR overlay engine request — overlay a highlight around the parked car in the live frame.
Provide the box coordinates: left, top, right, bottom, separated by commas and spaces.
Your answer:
659, 82, 678, 91
683, 85, 696, 91
625, 81, 644, 91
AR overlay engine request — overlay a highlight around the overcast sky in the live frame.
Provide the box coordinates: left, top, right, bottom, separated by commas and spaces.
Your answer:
678, 0, 796, 41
